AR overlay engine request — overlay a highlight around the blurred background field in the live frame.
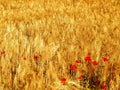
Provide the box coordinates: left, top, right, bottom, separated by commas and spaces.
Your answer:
0, 0, 120, 90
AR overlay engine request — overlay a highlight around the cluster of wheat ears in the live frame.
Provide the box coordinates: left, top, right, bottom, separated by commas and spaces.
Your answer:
0, 0, 120, 90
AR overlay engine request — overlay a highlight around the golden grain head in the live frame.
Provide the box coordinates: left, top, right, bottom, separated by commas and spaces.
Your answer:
0, 0, 120, 90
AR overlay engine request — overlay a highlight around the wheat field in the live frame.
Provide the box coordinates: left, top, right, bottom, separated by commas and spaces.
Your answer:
0, 0, 120, 90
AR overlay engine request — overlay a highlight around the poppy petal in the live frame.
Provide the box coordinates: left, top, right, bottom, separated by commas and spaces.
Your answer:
71, 64, 77, 70
61, 78, 66, 84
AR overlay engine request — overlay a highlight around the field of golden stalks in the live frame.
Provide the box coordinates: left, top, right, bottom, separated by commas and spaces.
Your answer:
0, 0, 120, 90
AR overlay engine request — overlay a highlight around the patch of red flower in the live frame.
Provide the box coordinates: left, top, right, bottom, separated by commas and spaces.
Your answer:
61, 78, 66, 84
78, 75, 84, 80
1, 50, 6, 57
34, 55, 39, 61
103, 57, 108, 62
71, 64, 77, 70
101, 84, 107, 90
85, 56, 91, 62
75, 60, 81, 63
1, 51, 5, 55
93, 61, 98, 66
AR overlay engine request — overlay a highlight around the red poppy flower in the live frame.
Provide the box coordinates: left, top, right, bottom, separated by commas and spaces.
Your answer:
61, 78, 66, 84
103, 57, 108, 62
78, 75, 84, 80
34, 55, 39, 60
101, 84, 107, 90
75, 60, 81, 63
1, 51, 5, 54
93, 61, 98, 66
1, 50, 6, 57
85, 56, 91, 62
71, 64, 77, 70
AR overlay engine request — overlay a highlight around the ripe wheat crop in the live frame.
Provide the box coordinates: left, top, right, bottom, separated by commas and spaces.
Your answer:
0, 0, 120, 90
